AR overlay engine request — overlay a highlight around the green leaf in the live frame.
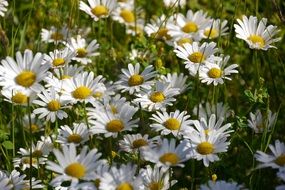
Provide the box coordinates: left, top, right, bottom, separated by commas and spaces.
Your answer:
2, 141, 14, 150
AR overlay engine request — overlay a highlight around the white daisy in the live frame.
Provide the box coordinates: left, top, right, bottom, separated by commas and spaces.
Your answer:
65, 35, 100, 65
0, 49, 50, 93
112, 1, 140, 27
99, 94, 131, 115
46, 144, 103, 187
255, 140, 285, 169
44, 48, 76, 68
142, 138, 192, 168
8, 170, 26, 190
133, 81, 180, 112
201, 19, 228, 39
115, 63, 156, 94
247, 109, 277, 133
22, 113, 44, 133
88, 103, 139, 138
163, 0, 186, 7
13, 149, 47, 171
41, 25, 70, 44
0, 0, 8, 17
234, 15, 281, 50
1, 88, 36, 106
99, 163, 142, 190
193, 102, 231, 120
61, 71, 106, 106
140, 165, 177, 190
199, 55, 239, 86
79, 0, 117, 21
0, 170, 13, 190
200, 180, 245, 190
56, 123, 90, 146
150, 110, 192, 138
159, 72, 189, 93
172, 35, 194, 48
174, 42, 219, 76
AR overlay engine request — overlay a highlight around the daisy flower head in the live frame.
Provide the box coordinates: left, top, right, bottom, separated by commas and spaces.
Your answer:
66, 35, 100, 65
201, 19, 229, 39
56, 123, 89, 146
0, 170, 12, 190
172, 35, 194, 48
41, 25, 70, 44
46, 143, 103, 187
159, 72, 189, 93
142, 138, 192, 168
0, 0, 8, 17
199, 55, 239, 86
88, 103, 139, 138
22, 113, 44, 133
150, 110, 192, 138
247, 109, 277, 133
79, 0, 117, 21
1, 87, 36, 106
44, 48, 76, 68
0, 49, 50, 93
174, 42, 219, 76
200, 180, 246, 190
115, 63, 156, 94
61, 71, 106, 106
168, 10, 210, 41
126, 18, 145, 36
255, 140, 285, 169
112, 1, 137, 26
134, 81, 180, 112
234, 15, 281, 50
140, 165, 177, 190
193, 102, 231, 120
163, 0, 186, 7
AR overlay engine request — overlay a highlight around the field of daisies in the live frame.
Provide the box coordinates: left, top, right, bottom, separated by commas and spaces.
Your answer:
0, 0, 285, 189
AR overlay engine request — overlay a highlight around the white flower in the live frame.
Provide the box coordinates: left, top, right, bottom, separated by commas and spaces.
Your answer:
41, 26, 70, 44
0, 170, 13, 190
255, 140, 285, 169
193, 102, 231, 120
79, 0, 117, 21
1, 88, 36, 106
163, 0, 186, 7
22, 113, 44, 133
200, 180, 245, 190
0, 0, 8, 17
44, 48, 76, 68
201, 19, 228, 39
112, 2, 136, 26
115, 63, 156, 94
159, 72, 189, 93
234, 15, 281, 50
247, 109, 277, 133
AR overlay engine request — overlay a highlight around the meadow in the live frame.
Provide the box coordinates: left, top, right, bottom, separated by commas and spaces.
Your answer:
0, 0, 284, 189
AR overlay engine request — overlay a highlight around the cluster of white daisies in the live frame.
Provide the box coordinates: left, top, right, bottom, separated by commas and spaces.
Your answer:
0, 0, 283, 189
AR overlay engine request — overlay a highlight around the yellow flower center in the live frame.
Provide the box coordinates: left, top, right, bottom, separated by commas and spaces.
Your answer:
248, 35, 265, 48
177, 38, 193, 46
11, 92, 28, 104
51, 32, 64, 41
164, 118, 180, 130
67, 134, 82, 144
204, 129, 210, 136
128, 74, 144, 86
61, 75, 72, 80
72, 86, 92, 99
149, 182, 163, 190
91, 5, 109, 17
275, 154, 285, 166
157, 28, 172, 40
188, 52, 205, 63
159, 152, 179, 165
120, 9, 135, 23
197, 142, 214, 155
47, 100, 61, 111
212, 174, 218, 182
132, 139, 148, 149
208, 68, 222, 78
149, 92, 165, 103
116, 182, 133, 190
76, 48, 88, 58
32, 150, 43, 157
31, 124, 39, 133
93, 91, 103, 99
182, 22, 198, 33
106, 119, 124, 132
110, 105, 118, 114
204, 29, 219, 39
15, 71, 36, 87
52, 58, 65, 67
22, 157, 38, 164
64, 162, 86, 179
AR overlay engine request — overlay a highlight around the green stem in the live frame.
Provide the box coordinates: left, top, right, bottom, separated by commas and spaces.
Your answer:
27, 99, 33, 190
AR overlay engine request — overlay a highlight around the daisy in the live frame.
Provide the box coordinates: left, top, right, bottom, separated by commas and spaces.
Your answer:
150, 110, 193, 138
133, 81, 180, 112
0, 49, 50, 93
193, 102, 231, 120
247, 109, 277, 133
168, 10, 210, 41
41, 25, 70, 44
255, 140, 285, 169
65, 35, 100, 65
22, 113, 44, 133
199, 55, 239, 86
172, 35, 194, 48
1, 88, 36, 106
174, 42, 219, 76
46, 143, 103, 187
88, 103, 139, 138
8, 170, 26, 190
112, 2, 137, 26
79, 0, 117, 21
0, 0, 8, 17
61, 71, 106, 106
13, 150, 47, 171
159, 72, 189, 93
163, 0, 186, 7
140, 165, 177, 190
0, 171, 12, 190
99, 163, 142, 190
142, 138, 192, 168
56, 123, 89, 146
44, 48, 76, 68
98, 94, 131, 115
115, 63, 156, 94
126, 18, 145, 36
200, 180, 245, 190
234, 15, 281, 50
201, 19, 228, 39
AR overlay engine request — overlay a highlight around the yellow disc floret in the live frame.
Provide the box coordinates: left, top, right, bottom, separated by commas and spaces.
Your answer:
72, 86, 92, 99
182, 22, 198, 33
91, 5, 109, 17
15, 71, 36, 87
204, 29, 218, 39
51, 32, 64, 41
12, 92, 28, 104
159, 152, 179, 165
52, 58, 65, 67
116, 182, 133, 190
164, 118, 180, 130
275, 154, 285, 166
128, 74, 144, 86
67, 134, 82, 144
132, 139, 148, 149
177, 38, 193, 46
197, 142, 214, 155
149, 92, 165, 103
188, 52, 205, 63
106, 119, 124, 132
65, 162, 86, 179
76, 48, 88, 58
208, 68, 222, 78
120, 9, 135, 23
248, 35, 265, 48
47, 100, 61, 111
